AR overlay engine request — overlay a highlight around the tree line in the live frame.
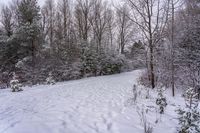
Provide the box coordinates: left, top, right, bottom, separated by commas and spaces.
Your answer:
0, 0, 140, 86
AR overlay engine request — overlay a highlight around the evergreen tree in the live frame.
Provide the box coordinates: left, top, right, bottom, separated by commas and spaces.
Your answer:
80, 41, 98, 77
10, 72, 23, 92
15, 0, 41, 64
156, 87, 167, 114
177, 88, 200, 133
46, 72, 55, 85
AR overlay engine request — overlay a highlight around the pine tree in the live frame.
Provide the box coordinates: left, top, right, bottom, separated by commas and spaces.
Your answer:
15, 0, 41, 64
177, 88, 200, 133
156, 87, 167, 114
46, 72, 55, 85
10, 73, 23, 92
80, 43, 98, 77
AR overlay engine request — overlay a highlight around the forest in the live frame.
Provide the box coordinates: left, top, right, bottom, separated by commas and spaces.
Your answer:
0, 0, 199, 93
0, 0, 200, 132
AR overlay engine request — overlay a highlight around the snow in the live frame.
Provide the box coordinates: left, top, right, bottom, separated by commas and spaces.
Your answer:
0, 70, 185, 133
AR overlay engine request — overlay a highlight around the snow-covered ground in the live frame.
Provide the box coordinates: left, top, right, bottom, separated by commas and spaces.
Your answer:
0, 70, 185, 133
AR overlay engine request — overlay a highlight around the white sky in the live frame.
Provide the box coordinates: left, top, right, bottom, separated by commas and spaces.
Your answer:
0, 0, 120, 7
0, 0, 121, 11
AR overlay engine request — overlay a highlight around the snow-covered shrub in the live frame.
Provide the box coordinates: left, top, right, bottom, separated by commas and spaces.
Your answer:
156, 87, 167, 114
79, 42, 98, 77
145, 88, 150, 99
177, 88, 200, 133
46, 72, 55, 85
68, 62, 82, 80
137, 107, 153, 133
80, 44, 125, 77
0, 72, 10, 89
15, 59, 38, 85
98, 51, 124, 75
81, 48, 98, 77
60, 61, 82, 80
10, 73, 23, 92
0, 81, 8, 89
125, 84, 140, 106
139, 70, 151, 88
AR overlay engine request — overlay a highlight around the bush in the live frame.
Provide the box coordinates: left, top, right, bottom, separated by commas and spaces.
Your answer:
137, 107, 153, 133
177, 88, 200, 133
10, 73, 23, 92
98, 51, 124, 75
156, 87, 167, 114
12, 42, 128, 85
139, 71, 151, 88
80, 46, 126, 77
46, 72, 55, 85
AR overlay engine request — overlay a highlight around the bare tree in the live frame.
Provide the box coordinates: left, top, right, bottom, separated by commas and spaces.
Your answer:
126, 0, 170, 89
170, 0, 175, 96
105, 8, 115, 50
57, 0, 76, 62
1, 6, 14, 37
116, 4, 132, 54
75, 0, 92, 42
169, 0, 182, 96
89, 0, 109, 52
42, 0, 56, 53
58, 0, 72, 43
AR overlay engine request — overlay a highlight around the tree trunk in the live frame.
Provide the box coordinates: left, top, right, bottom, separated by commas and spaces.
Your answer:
31, 39, 35, 68
147, 0, 155, 89
171, 0, 175, 97
149, 40, 155, 89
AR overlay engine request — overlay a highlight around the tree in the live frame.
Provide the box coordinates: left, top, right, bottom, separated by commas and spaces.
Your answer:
106, 8, 115, 50
156, 87, 167, 114
116, 4, 132, 54
46, 72, 55, 85
42, 0, 56, 54
57, 0, 78, 63
74, 0, 91, 42
168, 0, 182, 96
159, 0, 181, 96
0, 3, 18, 73
10, 72, 23, 92
0, 0, 138, 85
177, 88, 200, 133
1, 6, 14, 37
126, 0, 170, 89
176, 0, 200, 88
170, 0, 176, 96
16, 0, 41, 65
89, 0, 109, 52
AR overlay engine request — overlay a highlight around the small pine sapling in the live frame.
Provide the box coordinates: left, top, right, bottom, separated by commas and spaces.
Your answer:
10, 73, 23, 92
156, 87, 167, 114
46, 72, 55, 85
177, 88, 200, 133
132, 84, 138, 103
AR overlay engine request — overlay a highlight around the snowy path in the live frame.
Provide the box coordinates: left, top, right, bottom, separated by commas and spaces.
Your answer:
0, 71, 141, 133
0, 70, 183, 133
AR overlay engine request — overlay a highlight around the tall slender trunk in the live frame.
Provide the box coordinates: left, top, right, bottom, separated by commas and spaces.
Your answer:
31, 39, 35, 68
171, 0, 175, 96
50, 19, 53, 54
147, 0, 155, 89
149, 39, 155, 89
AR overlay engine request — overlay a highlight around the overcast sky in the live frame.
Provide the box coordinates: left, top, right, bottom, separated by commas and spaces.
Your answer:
0, 0, 120, 7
